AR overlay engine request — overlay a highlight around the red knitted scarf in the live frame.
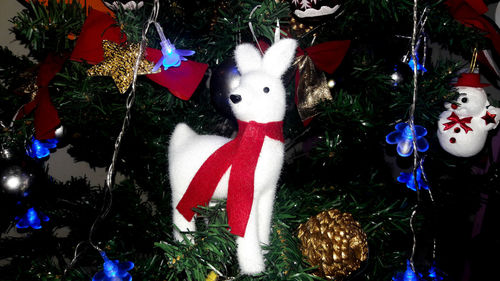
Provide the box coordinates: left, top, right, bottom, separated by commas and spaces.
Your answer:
176, 120, 284, 237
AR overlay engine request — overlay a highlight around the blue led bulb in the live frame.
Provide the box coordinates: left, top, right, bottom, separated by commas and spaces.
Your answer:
153, 39, 195, 72
408, 55, 427, 73
103, 258, 119, 278
16, 207, 49, 229
397, 166, 428, 191
428, 264, 444, 280
44, 138, 58, 149
27, 137, 59, 159
386, 122, 429, 157
152, 23, 195, 72
392, 260, 420, 281
92, 251, 134, 281
31, 139, 49, 158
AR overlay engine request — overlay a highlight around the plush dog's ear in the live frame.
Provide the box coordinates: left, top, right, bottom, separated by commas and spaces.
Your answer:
234, 43, 262, 75
261, 39, 297, 78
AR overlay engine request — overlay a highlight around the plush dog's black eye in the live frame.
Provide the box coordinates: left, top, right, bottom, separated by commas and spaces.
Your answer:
461, 97, 468, 103
263, 87, 270, 93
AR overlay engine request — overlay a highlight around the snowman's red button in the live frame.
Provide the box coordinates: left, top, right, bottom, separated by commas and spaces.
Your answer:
454, 127, 461, 133
450, 137, 456, 143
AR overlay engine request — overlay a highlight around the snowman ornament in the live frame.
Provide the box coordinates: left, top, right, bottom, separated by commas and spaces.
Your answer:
437, 73, 500, 157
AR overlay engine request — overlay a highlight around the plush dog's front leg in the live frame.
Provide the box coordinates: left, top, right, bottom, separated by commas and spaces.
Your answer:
172, 193, 196, 243
256, 187, 276, 246
236, 201, 265, 274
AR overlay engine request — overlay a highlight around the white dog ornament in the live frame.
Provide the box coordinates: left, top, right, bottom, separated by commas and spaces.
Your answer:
169, 38, 297, 274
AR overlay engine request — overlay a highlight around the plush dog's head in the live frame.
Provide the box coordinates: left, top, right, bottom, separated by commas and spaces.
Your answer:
229, 39, 297, 123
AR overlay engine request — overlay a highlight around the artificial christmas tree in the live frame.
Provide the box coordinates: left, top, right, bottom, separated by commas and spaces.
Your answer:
1, 0, 499, 280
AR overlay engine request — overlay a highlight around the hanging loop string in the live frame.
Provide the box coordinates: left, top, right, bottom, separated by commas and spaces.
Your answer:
470, 47, 478, 73
274, 18, 281, 43
248, 5, 264, 55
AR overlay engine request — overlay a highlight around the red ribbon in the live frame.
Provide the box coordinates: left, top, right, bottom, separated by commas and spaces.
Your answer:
15, 53, 67, 140
446, 0, 500, 68
144, 48, 207, 100
70, 9, 125, 64
295, 40, 351, 74
176, 120, 284, 237
70, 9, 208, 100
256, 39, 350, 79
443, 111, 473, 133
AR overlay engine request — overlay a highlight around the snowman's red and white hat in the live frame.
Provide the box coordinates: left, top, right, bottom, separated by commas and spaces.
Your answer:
452, 73, 490, 88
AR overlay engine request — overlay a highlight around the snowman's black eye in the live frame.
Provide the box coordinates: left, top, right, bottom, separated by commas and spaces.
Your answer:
461, 97, 468, 103
263, 87, 270, 93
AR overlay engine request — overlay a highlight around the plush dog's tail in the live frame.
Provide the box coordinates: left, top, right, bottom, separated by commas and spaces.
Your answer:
169, 123, 197, 152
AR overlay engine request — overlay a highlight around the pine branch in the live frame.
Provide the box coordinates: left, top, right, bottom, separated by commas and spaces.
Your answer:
10, 0, 85, 59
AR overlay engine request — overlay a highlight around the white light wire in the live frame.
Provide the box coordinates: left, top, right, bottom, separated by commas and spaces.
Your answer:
408, 0, 420, 273
407, 0, 437, 273
65, 0, 161, 274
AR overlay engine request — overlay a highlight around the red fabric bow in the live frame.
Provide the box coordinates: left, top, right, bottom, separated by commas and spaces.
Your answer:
446, 0, 500, 75
70, 9, 208, 100
443, 112, 473, 133
15, 53, 67, 140
176, 120, 284, 237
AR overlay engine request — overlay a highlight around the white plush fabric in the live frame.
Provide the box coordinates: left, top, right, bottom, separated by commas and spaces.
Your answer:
169, 39, 297, 274
437, 86, 500, 157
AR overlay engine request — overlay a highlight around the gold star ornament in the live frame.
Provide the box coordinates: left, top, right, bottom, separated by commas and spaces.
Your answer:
87, 40, 156, 94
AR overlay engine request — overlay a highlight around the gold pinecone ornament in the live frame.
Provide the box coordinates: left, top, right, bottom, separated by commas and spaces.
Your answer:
297, 209, 368, 280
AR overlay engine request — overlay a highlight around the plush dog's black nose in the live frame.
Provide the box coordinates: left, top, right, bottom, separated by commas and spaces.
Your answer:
229, 94, 242, 104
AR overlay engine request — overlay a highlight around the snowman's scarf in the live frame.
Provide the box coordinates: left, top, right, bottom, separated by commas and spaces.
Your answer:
176, 120, 284, 237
